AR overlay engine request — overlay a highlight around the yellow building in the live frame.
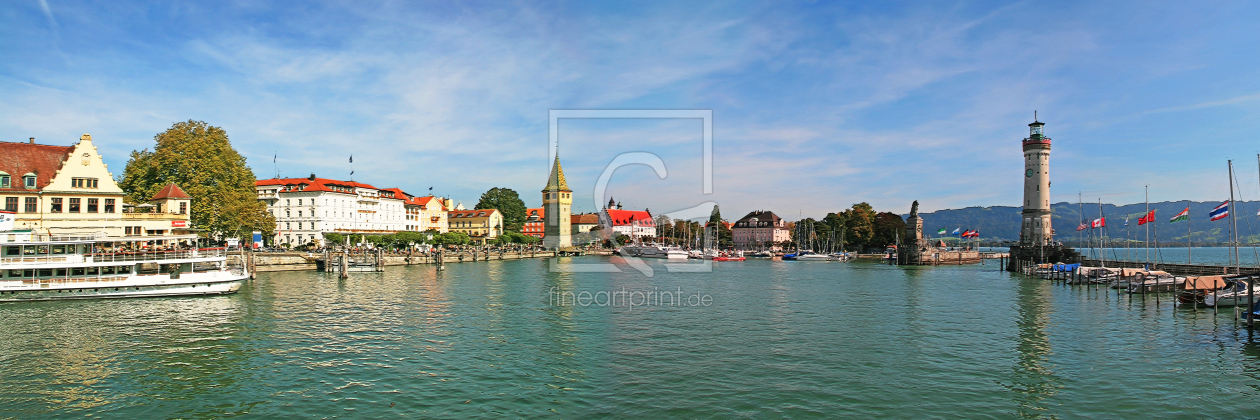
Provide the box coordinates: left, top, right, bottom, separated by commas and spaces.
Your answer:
0, 135, 191, 239
447, 208, 504, 243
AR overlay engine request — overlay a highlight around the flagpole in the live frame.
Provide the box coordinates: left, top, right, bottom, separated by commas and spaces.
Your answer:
1229, 160, 1238, 274
1099, 198, 1105, 267
1186, 200, 1191, 264
1145, 185, 1149, 267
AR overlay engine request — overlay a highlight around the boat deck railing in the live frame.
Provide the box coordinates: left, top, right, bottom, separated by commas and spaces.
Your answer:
1, 248, 229, 265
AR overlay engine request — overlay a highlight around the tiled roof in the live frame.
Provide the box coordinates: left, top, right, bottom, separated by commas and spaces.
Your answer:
0, 140, 74, 192
736, 211, 782, 225
151, 183, 191, 200
543, 155, 570, 192
449, 209, 498, 218
605, 209, 654, 227
256, 177, 381, 195
572, 213, 600, 224
525, 207, 544, 220
411, 195, 448, 211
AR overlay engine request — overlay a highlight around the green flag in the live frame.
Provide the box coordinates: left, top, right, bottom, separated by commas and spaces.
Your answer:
1169, 207, 1189, 223
936, 228, 946, 235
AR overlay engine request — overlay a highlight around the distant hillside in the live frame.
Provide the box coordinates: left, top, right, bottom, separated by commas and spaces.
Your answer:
914, 201, 1260, 244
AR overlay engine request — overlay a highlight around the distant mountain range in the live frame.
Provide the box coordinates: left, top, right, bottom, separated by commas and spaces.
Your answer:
913, 201, 1260, 244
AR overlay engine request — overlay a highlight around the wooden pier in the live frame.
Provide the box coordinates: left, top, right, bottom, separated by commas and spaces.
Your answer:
1078, 259, 1259, 277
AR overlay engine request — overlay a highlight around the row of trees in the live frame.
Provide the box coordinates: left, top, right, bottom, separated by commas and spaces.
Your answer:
323, 230, 542, 249
791, 203, 907, 252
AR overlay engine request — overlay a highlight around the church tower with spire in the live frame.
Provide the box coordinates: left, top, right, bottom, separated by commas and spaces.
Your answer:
543, 154, 572, 249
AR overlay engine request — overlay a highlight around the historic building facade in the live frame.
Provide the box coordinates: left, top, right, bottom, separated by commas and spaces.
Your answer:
1, 134, 192, 238
732, 210, 790, 250
447, 208, 504, 243
255, 175, 450, 246
522, 207, 545, 239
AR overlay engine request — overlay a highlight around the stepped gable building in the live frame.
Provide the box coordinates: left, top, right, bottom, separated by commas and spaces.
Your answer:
255, 175, 450, 246
542, 155, 572, 249
447, 208, 504, 244
0, 134, 192, 239
598, 197, 656, 240
732, 210, 790, 250
522, 207, 545, 239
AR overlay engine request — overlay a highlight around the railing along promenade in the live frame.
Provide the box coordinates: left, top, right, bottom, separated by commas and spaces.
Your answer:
1079, 258, 1260, 277
0, 248, 229, 265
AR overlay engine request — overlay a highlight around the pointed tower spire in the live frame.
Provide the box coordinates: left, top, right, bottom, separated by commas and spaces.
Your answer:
543, 154, 571, 192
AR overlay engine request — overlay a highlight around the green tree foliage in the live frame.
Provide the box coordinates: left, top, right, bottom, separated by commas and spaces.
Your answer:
475, 188, 527, 232
841, 203, 876, 251
870, 212, 908, 247
436, 231, 471, 246
119, 120, 275, 240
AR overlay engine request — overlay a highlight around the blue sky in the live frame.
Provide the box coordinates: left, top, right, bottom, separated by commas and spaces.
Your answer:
3, 1, 1259, 221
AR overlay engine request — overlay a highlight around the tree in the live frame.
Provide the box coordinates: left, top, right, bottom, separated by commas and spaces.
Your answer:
870, 212, 907, 248
475, 188, 527, 232
841, 203, 876, 251
119, 120, 275, 241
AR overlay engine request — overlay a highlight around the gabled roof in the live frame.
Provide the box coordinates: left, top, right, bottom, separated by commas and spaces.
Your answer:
736, 210, 782, 225
542, 155, 570, 192
604, 209, 654, 227
525, 207, 544, 220
0, 140, 74, 192
151, 183, 191, 200
410, 195, 448, 211
572, 213, 601, 225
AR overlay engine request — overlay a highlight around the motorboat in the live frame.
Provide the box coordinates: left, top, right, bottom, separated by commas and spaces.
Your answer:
1204, 276, 1260, 307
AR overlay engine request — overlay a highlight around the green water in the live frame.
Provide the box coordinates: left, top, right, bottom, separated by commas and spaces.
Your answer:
3, 257, 1260, 418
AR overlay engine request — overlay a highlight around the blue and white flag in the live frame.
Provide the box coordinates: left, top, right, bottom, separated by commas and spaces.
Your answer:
951, 228, 960, 235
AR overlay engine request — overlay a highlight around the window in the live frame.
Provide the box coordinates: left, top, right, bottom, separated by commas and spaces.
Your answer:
69, 198, 81, 213
105, 199, 115, 213
125, 227, 131, 235
71, 178, 99, 189
179, 202, 186, 214
0, 174, 8, 188
24, 175, 35, 189
3, 197, 15, 212
286, 199, 291, 206
51, 198, 62, 213
87, 198, 99, 213
24, 197, 36, 213
298, 199, 303, 205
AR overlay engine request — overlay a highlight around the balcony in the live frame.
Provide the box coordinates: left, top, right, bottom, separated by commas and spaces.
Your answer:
0, 248, 228, 265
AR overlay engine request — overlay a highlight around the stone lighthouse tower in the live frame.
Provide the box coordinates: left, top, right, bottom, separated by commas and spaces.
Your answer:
543, 154, 572, 249
1019, 114, 1053, 246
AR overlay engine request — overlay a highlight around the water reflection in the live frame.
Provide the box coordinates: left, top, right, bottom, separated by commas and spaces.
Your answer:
1005, 277, 1062, 418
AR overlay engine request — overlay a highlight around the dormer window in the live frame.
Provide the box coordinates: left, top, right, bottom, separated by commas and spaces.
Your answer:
0, 172, 9, 188
23, 173, 36, 189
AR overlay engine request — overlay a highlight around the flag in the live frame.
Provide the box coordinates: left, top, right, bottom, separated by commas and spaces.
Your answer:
273, 154, 276, 163
937, 228, 946, 235
951, 228, 960, 235
1170, 207, 1189, 223
1076, 221, 1087, 231
1138, 210, 1154, 226
1210, 201, 1229, 221
1124, 218, 1129, 227
1091, 217, 1105, 228
349, 155, 353, 163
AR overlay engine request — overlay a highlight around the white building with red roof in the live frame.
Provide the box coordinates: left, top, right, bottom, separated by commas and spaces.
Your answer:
522, 207, 544, 238
598, 198, 656, 240
255, 174, 450, 246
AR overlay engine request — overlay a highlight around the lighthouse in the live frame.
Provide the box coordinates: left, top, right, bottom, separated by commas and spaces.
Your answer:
1019, 114, 1053, 246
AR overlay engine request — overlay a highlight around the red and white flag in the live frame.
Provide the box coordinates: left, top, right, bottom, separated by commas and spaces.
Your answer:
1091, 217, 1106, 229
1076, 221, 1087, 231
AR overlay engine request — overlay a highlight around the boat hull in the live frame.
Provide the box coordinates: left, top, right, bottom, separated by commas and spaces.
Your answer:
0, 274, 246, 303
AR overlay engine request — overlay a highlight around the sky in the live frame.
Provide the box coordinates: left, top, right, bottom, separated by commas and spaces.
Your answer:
3, 1, 1259, 221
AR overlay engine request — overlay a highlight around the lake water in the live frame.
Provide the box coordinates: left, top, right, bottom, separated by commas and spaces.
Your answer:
4, 257, 1260, 418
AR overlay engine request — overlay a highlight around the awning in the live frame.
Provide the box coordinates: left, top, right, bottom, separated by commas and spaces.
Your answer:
1184, 276, 1226, 290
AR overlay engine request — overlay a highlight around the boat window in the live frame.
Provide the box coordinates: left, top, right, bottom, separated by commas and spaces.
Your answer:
7, 270, 21, 278
87, 267, 99, 275
37, 269, 52, 277
71, 268, 85, 276
101, 266, 114, 275
51, 245, 67, 255
55, 268, 67, 277
3, 246, 18, 256
36, 246, 49, 255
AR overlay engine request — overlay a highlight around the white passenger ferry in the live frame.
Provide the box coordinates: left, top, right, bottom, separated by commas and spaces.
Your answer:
0, 229, 247, 302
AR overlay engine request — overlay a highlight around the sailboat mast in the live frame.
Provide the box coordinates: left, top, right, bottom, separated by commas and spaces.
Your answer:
1145, 185, 1150, 266
1099, 198, 1105, 266
1187, 199, 1192, 264
1228, 160, 1239, 273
